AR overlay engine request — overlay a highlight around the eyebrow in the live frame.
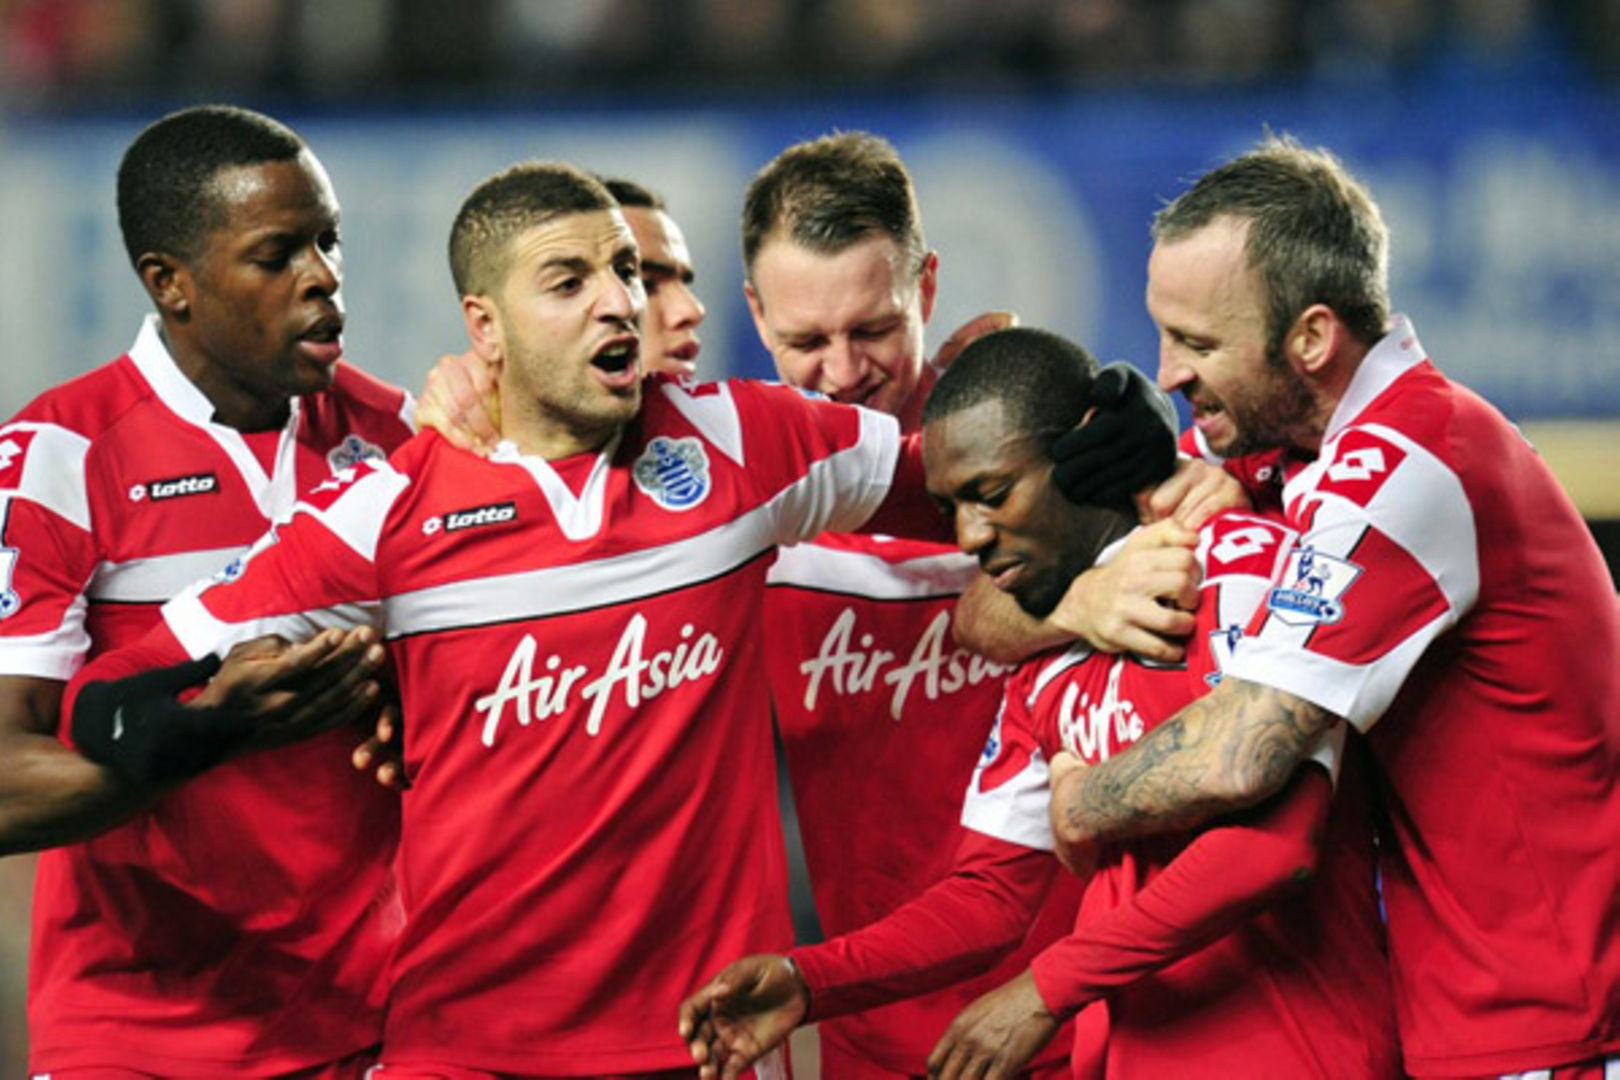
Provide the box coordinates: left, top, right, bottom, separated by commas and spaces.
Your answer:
639, 257, 695, 284
538, 255, 593, 277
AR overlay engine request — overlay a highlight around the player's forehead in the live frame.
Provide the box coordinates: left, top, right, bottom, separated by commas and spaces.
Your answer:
622, 206, 691, 268
506, 208, 636, 270
204, 152, 339, 245
753, 233, 916, 334
923, 400, 1045, 492
1147, 216, 1261, 329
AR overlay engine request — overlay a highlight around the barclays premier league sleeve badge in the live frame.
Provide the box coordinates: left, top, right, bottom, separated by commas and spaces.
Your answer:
1267, 545, 1362, 626
632, 436, 711, 511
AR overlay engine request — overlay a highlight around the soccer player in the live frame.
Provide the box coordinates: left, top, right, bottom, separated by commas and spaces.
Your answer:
602, 176, 707, 378
0, 106, 414, 1077
678, 327, 1400, 1080
1047, 135, 1620, 1077
744, 132, 1077, 1080
415, 176, 709, 451
741, 132, 1220, 1079
64, 161, 950, 1076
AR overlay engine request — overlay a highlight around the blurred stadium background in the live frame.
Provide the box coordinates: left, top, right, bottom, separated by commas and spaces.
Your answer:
2, 0, 1617, 1071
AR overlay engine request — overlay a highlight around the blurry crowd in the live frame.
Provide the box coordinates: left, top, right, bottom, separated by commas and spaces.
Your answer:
3, 0, 1618, 109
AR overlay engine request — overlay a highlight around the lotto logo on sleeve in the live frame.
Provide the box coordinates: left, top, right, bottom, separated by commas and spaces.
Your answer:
1317, 429, 1407, 507
1267, 545, 1362, 627
0, 431, 36, 489
1205, 517, 1291, 580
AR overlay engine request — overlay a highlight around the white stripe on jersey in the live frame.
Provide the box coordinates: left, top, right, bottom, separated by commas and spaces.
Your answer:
88, 546, 246, 603
960, 717, 1056, 852
0, 591, 89, 680
1293, 419, 1480, 617
660, 380, 746, 466
384, 426, 897, 638
0, 422, 92, 529
384, 504, 777, 637
1228, 614, 1440, 732
767, 542, 978, 598
166, 591, 383, 662
295, 464, 412, 563
767, 406, 899, 540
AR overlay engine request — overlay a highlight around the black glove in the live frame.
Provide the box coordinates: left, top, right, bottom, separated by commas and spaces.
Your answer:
1051, 361, 1179, 508
72, 653, 253, 785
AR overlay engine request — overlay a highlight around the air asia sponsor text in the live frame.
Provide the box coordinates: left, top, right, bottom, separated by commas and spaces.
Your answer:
799, 608, 1010, 720
474, 614, 723, 746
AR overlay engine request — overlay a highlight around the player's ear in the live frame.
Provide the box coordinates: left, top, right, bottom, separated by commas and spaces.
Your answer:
461, 294, 504, 367
917, 251, 940, 324
137, 252, 191, 320
1286, 303, 1340, 376
743, 281, 772, 354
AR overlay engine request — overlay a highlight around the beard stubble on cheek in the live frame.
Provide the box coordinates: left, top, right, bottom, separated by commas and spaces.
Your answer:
1224, 355, 1317, 458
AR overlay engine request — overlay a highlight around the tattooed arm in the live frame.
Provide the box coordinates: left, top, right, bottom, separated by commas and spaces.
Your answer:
1049, 675, 1340, 850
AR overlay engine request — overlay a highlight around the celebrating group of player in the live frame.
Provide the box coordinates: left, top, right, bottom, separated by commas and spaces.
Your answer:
0, 104, 1613, 1080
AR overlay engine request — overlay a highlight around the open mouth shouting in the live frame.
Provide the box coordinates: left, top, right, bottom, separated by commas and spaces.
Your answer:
590, 334, 641, 390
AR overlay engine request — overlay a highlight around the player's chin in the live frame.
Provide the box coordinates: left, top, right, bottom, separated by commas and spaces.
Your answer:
593, 383, 642, 422
286, 358, 339, 397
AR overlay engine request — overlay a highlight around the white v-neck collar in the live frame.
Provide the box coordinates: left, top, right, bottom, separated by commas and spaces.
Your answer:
1323, 314, 1427, 442
490, 433, 622, 541
127, 314, 304, 522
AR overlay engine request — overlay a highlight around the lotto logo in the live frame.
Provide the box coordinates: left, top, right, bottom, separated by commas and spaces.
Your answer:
1317, 430, 1406, 507
129, 473, 219, 502
145, 473, 218, 501
1327, 448, 1386, 483
424, 501, 518, 535
444, 501, 518, 533
1210, 525, 1276, 563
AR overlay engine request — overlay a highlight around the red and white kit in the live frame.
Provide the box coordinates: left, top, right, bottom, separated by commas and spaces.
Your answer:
793, 511, 1399, 1078
0, 316, 413, 1075
767, 535, 1080, 1076
1222, 316, 1620, 1076
72, 376, 916, 1075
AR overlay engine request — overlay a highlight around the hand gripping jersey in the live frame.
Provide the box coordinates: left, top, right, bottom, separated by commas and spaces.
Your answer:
766, 535, 1080, 1074
967, 510, 1400, 1078
0, 316, 413, 1075
1221, 316, 1620, 1075
140, 377, 907, 1075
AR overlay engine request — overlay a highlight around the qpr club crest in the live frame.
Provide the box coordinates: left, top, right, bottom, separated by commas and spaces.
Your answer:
326, 434, 386, 473
632, 436, 710, 511
1267, 545, 1362, 627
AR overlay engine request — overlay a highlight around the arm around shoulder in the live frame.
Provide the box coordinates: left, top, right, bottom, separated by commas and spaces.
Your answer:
1049, 675, 1339, 852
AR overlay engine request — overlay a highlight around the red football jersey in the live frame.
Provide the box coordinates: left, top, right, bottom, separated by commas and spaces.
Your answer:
148, 378, 905, 1074
766, 534, 1078, 1073
0, 317, 413, 1075
968, 511, 1400, 1077
1225, 316, 1620, 1075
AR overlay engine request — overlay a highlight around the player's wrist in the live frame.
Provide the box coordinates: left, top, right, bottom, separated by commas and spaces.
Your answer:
71, 654, 251, 785
780, 952, 813, 1017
